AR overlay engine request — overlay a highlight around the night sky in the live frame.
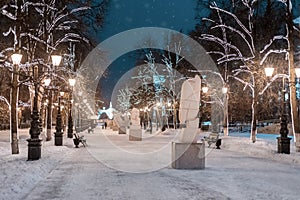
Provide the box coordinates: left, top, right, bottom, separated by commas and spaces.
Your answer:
97, 0, 199, 105
96, 0, 300, 106
99, 0, 198, 41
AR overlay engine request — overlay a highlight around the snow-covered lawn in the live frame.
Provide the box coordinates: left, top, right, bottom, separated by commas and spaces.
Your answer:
0, 127, 300, 200
0, 129, 75, 200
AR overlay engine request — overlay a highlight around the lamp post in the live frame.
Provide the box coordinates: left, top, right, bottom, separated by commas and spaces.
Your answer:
200, 85, 209, 130
46, 88, 53, 141
51, 55, 63, 145
43, 76, 52, 142
67, 78, 76, 138
278, 78, 291, 154
222, 85, 229, 136
10, 53, 22, 154
39, 79, 51, 140
27, 65, 42, 160
202, 86, 209, 94
265, 67, 292, 154
54, 91, 64, 146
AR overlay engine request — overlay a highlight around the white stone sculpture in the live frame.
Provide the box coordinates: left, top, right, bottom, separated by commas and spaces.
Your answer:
130, 108, 140, 127
129, 108, 142, 140
178, 75, 201, 143
114, 113, 127, 134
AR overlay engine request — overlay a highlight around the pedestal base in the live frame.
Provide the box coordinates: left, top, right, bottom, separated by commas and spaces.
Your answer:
119, 127, 126, 134
27, 138, 42, 160
129, 129, 142, 141
54, 132, 63, 146
277, 137, 291, 154
172, 142, 205, 169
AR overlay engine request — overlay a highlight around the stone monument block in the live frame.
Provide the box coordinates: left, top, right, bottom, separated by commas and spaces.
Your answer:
172, 142, 205, 169
129, 128, 142, 141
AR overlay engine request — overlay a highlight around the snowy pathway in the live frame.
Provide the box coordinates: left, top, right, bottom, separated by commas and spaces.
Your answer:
1, 127, 300, 200
22, 146, 227, 200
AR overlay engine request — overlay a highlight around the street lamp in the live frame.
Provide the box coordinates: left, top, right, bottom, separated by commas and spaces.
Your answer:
27, 65, 42, 160
51, 55, 63, 145
11, 53, 22, 65
10, 53, 23, 155
264, 67, 275, 77
67, 78, 76, 138
264, 66, 293, 154
54, 91, 64, 146
44, 78, 51, 87
222, 86, 228, 94
202, 86, 209, 94
51, 55, 62, 67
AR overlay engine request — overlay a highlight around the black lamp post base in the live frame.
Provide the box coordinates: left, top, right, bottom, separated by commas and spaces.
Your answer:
54, 132, 63, 146
67, 131, 73, 138
27, 138, 42, 160
277, 137, 291, 154
73, 139, 80, 148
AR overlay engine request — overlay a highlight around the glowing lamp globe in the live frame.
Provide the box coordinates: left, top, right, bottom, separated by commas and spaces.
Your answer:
11, 53, 23, 65
51, 55, 62, 66
264, 67, 274, 77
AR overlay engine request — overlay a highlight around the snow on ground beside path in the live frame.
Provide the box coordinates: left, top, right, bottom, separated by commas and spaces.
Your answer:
0, 129, 75, 200
0, 127, 300, 200
161, 128, 300, 165
221, 136, 300, 165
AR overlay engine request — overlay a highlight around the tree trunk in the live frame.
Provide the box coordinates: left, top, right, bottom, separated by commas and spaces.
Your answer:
250, 96, 258, 143
289, 49, 300, 148
211, 105, 219, 133
289, 52, 300, 142
10, 65, 19, 154
287, 0, 300, 151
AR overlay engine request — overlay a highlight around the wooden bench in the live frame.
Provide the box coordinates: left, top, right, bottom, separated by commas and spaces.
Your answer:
204, 133, 219, 147
73, 133, 87, 148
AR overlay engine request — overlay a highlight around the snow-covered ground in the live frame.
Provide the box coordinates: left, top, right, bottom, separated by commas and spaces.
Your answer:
0, 127, 300, 200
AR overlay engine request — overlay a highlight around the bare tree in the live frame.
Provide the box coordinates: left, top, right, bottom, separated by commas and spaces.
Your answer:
0, 0, 106, 153
196, 0, 290, 142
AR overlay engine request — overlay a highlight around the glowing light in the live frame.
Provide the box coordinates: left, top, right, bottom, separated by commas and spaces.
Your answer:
51, 55, 62, 66
202, 86, 209, 93
264, 67, 274, 77
11, 53, 22, 65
